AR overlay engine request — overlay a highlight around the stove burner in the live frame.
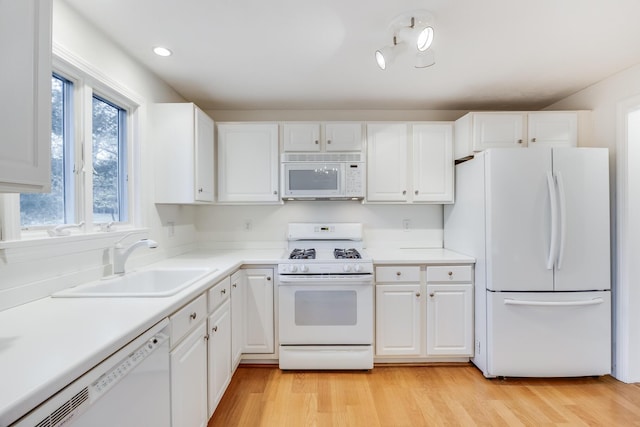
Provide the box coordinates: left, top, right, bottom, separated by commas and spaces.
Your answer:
289, 248, 316, 260
334, 248, 362, 259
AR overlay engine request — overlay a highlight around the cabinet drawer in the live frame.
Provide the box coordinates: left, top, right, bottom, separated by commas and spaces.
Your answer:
376, 266, 421, 283
208, 276, 231, 312
426, 266, 472, 283
170, 293, 207, 346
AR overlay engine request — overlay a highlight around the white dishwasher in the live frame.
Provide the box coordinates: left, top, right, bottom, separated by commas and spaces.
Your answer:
13, 319, 171, 427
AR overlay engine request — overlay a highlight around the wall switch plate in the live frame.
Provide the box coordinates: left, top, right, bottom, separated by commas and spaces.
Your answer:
167, 221, 175, 237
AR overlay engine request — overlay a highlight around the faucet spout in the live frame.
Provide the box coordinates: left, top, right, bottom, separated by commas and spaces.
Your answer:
113, 238, 159, 274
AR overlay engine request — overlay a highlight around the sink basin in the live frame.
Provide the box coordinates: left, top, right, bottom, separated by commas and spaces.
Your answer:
53, 268, 214, 298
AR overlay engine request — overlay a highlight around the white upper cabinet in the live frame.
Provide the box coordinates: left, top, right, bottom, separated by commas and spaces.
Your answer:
455, 111, 585, 160
283, 122, 363, 152
0, 0, 52, 193
217, 123, 280, 203
412, 123, 454, 203
152, 103, 215, 204
367, 122, 454, 204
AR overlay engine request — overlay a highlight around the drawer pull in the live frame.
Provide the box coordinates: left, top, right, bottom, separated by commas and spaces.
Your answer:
267, 276, 272, 281
416, 292, 421, 298
221, 288, 226, 295
396, 271, 402, 276
212, 326, 218, 332
190, 312, 197, 320
232, 283, 237, 288
429, 293, 435, 297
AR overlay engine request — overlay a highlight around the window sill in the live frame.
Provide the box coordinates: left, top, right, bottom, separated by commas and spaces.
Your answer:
0, 227, 150, 263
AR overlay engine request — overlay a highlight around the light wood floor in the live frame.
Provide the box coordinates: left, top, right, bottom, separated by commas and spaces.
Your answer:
208, 364, 640, 426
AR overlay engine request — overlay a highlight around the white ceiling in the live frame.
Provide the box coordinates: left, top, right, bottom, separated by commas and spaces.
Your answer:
62, 0, 640, 111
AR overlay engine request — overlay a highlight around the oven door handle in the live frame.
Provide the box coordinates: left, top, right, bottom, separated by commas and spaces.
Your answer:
278, 275, 373, 284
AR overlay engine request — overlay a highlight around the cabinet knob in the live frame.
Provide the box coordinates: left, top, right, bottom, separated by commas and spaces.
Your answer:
267, 276, 272, 281
315, 140, 319, 145
327, 139, 332, 144
416, 292, 421, 298
221, 288, 226, 294
198, 187, 203, 193
204, 334, 209, 341
396, 271, 402, 276
531, 137, 537, 143
232, 283, 237, 288
402, 190, 407, 195
517, 139, 523, 144
212, 326, 218, 332
415, 190, 419, 195
273, 190, 278, 195
190, 312, 197, 320
429, 293, 435, 297
448, 271, 453, 276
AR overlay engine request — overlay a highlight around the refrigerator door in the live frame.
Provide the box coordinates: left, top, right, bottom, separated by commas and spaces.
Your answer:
485, 148, 554, 291
552, 148, 611, 291
487, 290, 611, 377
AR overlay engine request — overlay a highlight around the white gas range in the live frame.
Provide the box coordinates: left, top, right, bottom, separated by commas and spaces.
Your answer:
278, 223, 374, 370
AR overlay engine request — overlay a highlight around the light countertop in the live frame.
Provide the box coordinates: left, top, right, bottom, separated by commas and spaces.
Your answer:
0, 247, 472, 425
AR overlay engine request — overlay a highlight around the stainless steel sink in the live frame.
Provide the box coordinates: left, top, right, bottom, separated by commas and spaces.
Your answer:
52, 268, 214, 297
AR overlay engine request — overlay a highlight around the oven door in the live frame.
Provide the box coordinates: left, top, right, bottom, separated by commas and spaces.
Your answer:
278, 276, 373, 345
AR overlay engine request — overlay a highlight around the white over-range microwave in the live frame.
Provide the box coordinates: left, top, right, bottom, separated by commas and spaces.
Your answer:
281, 153, 365, 200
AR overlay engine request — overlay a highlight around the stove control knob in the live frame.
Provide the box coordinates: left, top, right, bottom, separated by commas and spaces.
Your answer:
300, 265, 309, 273
289, 265, 298, 273
343, 264, 352, 272
354, 264, 363, 273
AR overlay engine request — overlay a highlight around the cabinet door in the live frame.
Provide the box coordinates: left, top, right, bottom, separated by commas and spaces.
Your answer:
0, 0, 52, 193
230, 270, 244, 370
217, 123, 280, 202
426, 284, 473, 356
412, 123, 454, 203
527, 112, 578, 148
170, 323, 208, 427
375, 284, 423, 356
283, 123, 320, 152
325, 122, 363, 151
207, 300, 231, 417
194, 107, 215, 202
472, 113, 526, 151
366, 124, 408, 202
243, 268, 274, 353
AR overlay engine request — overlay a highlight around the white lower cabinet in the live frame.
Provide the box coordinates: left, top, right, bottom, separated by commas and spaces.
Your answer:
207, 300, 231, 417
426, 266, 474, 356
375, 266, 424, 357
170, 322, 208, 427
230, 270, 245, 370
376, 283, 424, 356
243, 268, 275, 354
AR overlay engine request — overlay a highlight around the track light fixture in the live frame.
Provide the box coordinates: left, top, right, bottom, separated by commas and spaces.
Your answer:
375, 11, 435, 70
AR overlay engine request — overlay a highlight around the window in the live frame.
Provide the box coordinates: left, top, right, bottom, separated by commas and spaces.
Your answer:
92, 95, 128, 223
18, 68, 133, 232
20, 74, 75, 227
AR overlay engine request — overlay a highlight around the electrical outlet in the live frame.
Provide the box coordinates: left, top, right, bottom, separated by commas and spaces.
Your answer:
402, 219, 411, 231
244, 220, 252, 231
167, 221, 175, 237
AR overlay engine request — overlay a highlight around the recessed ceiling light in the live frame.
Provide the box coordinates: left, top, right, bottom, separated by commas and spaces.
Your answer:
153, 47, 172, 57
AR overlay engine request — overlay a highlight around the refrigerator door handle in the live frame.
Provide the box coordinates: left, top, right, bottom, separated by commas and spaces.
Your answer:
546, 171, 559, 270
503, 297, 604, 307
556, 172, 567, 270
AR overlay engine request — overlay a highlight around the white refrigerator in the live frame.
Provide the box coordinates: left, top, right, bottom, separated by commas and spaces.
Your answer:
444, 147, 611, 378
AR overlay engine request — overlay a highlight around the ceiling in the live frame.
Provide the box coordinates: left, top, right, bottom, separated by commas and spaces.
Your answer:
62, 0, 640, 111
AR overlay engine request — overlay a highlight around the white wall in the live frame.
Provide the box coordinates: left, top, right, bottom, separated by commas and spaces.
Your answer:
547, 63, 640, 383
0, 1, 196, 310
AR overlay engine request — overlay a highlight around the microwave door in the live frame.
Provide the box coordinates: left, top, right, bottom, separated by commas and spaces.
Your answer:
285, 163, 342, 197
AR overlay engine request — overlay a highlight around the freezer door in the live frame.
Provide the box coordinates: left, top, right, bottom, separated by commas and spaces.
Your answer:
485, 148, 554, 291
552, 148, 611, 291
486, 291, 611, 377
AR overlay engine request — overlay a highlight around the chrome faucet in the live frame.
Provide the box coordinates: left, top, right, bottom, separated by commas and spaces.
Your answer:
113, 238, 159, 274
